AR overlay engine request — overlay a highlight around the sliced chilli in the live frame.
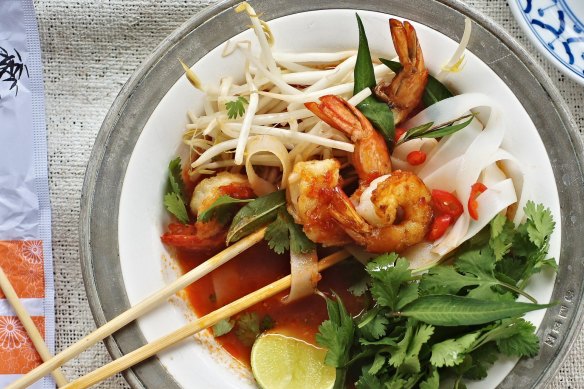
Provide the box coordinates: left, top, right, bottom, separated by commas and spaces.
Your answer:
468, 182, 488, 220
431, 190, 464, 220
407, 150, 427, 166
427, 214, 452, 241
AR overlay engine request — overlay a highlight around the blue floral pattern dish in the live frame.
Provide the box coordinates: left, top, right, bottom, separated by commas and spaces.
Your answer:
508, 0, 584, 85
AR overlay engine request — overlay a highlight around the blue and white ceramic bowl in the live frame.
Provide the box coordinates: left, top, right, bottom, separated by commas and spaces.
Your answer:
509, 0, 584, 85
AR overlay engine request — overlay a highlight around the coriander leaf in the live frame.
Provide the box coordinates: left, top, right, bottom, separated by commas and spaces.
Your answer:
264, 209, 315, 254
399, 322, 435, 374
389, 318, 414, 367
355, 372, 383, 389
354, 14, 395, 145
235, 312, 260, 347
227, 190, 286, 243
419, 267, 478, 296
419, 367, 439, 389
368, 352, 386, 375
489, 214, 515, 261
197, 195, 252, 224
316, 294, 354, 389
348, 276, 369, 297
264, 210, 290, 254
399, 295, 554, 326
164, 192, 189, 224
225, 96, 248, 119
359, 314, 389, 340
359, 337, 399, 347
260, 315, 275, 332
366, 254, 412, 311
430, 331, 480, 367
524, 201, 555, 249
316, 294, 355, 367
164, 157, 190, 223
397, 283, 419, 310
455, 248, 496, 281
212, 318, 234, 337
493, 319, 540, 358
385, 377, 408, 389
462, 343, 499, 380
167, 157, 186, 198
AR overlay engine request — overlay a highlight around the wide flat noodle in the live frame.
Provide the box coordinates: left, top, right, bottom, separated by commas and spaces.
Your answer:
245, 135, 291, 196
282, 248, 319, 304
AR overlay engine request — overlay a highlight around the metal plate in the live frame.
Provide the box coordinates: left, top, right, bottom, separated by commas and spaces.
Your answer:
79, 0, 584, 388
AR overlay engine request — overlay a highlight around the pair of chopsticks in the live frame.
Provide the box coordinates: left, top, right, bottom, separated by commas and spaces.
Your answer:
8, 227, 350, 389
0, 265, 68, 386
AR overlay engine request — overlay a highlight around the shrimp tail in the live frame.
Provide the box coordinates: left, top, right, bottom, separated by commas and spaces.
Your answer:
374, 19, 428, 125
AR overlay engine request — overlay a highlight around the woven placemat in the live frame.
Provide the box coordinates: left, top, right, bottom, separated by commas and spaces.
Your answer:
34, 0, 582, 387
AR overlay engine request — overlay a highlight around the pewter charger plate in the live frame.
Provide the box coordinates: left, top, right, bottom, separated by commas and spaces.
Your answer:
80, 0, 584, 388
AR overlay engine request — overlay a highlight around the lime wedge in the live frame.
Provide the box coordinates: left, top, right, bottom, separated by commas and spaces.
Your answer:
250, 332, 335, 389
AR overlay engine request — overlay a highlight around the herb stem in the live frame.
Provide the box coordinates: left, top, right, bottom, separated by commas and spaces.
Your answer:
497, 281, 537, 303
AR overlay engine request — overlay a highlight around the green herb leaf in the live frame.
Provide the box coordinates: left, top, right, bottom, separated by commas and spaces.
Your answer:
212, 318, 234, 337
225, 96, 248, 119
524, 201, 555, 248
379, 59, 454, 107
348, 276, 369, 297
399, 321, 435, 374
366, 254, 416, 311
462, 343, 499, 380
356, 373, 383, 389
398, 114, 475, 145
316, 294, 355, 367
316, 293, 355, 389
368, 352, 386, 375
197, 195, 253, 224
430, 331, 480, 367
235, 312, 260, 347
260, 315, 276, 332
264, 209, 315, 254
419, 367, 440, 389
164, 157, 190, 223
167, 157, 186, 198
399, 295, 554, 326
163, 192, 189, 224
227, 190, 286, 243
354, 14, 395, 145
475, 318, 540, 358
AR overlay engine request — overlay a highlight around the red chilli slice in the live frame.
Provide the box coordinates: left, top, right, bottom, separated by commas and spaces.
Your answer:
468, 182, 488, 220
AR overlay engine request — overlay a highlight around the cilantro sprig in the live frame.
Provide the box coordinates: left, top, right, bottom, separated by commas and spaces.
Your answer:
316, 202, 557, 388
163, 157, 190, 224
225, 96, 248, 119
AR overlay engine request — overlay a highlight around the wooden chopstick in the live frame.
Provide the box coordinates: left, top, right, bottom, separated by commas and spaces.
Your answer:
62, 249, 351, 389
7, 227, 267, 389
0, 265, 69, 386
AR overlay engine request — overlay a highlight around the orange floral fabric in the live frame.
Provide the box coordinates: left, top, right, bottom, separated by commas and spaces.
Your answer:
0, 316, 44, 374
0, 240, 45, 299
0, 240, 47, 375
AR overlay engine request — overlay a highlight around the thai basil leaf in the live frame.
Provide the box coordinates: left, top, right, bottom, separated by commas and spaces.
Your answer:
226, 190, 285, 243
354, 14, 395, 145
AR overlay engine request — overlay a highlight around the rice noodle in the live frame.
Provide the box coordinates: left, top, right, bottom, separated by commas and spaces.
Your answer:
245, 135, 291, 196
282, 248, 319, 304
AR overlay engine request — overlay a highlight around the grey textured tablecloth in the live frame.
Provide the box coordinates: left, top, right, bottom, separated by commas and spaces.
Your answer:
35, 0, 583, 387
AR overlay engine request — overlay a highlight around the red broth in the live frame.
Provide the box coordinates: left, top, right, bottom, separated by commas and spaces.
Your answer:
175, 241, 367, 366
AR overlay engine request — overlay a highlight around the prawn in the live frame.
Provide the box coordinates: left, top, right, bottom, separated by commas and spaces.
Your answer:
162, 172, 255, 251
374, 19, 429, 125
291, 96, 432, 253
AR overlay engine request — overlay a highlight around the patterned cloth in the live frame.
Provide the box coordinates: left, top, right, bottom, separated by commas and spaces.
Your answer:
32, 0, 583, 388
0, 0, 55, 387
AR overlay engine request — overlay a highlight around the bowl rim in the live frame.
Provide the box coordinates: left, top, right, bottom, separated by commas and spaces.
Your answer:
79, 0, 584, 388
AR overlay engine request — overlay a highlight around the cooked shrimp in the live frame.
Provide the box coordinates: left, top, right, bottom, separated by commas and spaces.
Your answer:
162, 172, 255, 251
374, 19, 428, 125
330, 170, 432, 253
305, 94, 391, 184
291, 96, 433, 252
287, 159, 353, 247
